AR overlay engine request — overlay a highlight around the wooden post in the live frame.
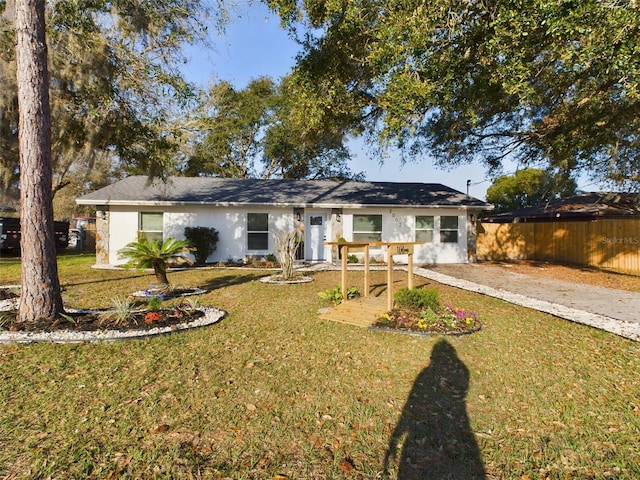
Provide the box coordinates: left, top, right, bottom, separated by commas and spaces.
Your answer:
408, 251, 414, 289
341, 244, 348, 299
387, 248, 393, 311
364, 244, 370, 297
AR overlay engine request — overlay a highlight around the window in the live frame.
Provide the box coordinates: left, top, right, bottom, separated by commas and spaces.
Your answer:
139, 212, 163, 243
415, 215, 434, 243
353, 214, 382, 242
247, 213, 269, 250
440, 216, 459, 243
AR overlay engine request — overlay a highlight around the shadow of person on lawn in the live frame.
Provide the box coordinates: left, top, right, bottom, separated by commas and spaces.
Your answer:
384, 339, 486, 480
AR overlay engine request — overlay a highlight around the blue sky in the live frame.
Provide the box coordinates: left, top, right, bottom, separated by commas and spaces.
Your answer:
180, 3, 596, 199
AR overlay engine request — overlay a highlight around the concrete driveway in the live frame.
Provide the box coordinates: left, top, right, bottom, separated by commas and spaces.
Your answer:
414, 263, 640, 342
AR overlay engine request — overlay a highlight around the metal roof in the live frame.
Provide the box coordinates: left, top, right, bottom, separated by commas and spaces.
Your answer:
76, 176, 492, 210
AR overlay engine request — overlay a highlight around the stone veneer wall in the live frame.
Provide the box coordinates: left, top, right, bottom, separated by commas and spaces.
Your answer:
95, 211, 109, 265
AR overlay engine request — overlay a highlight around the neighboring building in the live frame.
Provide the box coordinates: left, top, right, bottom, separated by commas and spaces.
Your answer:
481, 192, 640, 223
76, 176, 492, 266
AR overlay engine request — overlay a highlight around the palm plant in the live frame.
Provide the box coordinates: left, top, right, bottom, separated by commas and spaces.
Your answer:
118, 237, 192, 290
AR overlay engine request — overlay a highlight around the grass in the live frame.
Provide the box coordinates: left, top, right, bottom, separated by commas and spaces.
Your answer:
1, 253, 639, 478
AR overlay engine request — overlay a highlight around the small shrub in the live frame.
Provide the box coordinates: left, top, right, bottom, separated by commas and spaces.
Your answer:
225, 257, 243, 266
419, 306, 440, 323
394, 287, 440, 311
146, 295, 164, 312
419, 307, 440, 327
345, 286, 360, 301
184, 226, 219, 266
347, 254, 359, 264
99, 296, 137, 327
173, 297, 199, 317
318, 286, 360, 306
318, 286, 342, 305
265, 253, 278, 263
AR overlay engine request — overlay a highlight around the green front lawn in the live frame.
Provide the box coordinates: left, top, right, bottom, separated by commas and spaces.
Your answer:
1, 253, 638, 478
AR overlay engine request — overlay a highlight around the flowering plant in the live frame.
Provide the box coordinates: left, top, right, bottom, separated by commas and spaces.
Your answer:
173, 298, 199, 318
143, 285, 166, 311
375, 303, 480, 335
438, 304, 479, 329
144, 311, 162, 324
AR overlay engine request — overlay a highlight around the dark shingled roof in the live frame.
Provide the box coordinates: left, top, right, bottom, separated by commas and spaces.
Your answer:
76, 176, 491, 209
482, 192, 640, 223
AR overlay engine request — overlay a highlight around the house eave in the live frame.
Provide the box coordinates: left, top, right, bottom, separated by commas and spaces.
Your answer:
76, 199, 491, 210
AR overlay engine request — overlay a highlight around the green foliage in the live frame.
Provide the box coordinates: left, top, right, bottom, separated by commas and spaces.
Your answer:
394, 287, 440, 311
186, 78, 277, 178
268, 0, 640, 188
486, 168, 578, 213
99, 296, 136, 327
318, 285, 360, 306
146, 295, 163, 312
186, 76, 363, 181
173, 296, 199, 315
376, 304, 480, 333
1, 0, 217, 215
266, 253, 278, 263
184, 226, 219, 266
347, 254, 359, 264
118, 237, 192, 288
419, 307, 440, 326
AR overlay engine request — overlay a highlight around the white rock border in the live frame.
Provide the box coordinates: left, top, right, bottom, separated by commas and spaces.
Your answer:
0, 285, 21, 312
259, 275, 314, 285
0, 307, 226, 344
131, 287, 208, 298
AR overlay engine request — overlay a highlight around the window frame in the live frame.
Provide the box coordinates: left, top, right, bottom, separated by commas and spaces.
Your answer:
415, 215, 434, 243
138, 212, 163, 243
440, 215, 459, 243
247, 212, 269, 251
352, 214, 383, 242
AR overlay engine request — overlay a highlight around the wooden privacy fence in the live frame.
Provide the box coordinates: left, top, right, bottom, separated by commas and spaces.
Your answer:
476, 219, 640, 274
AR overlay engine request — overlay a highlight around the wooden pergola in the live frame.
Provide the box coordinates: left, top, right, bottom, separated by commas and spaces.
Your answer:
324, 241, 422, 311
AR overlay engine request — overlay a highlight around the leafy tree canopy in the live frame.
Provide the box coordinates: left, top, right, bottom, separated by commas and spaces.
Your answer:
185, 76, 363, 180
266, 0, 640, 188
1, 0, 223, 215
485, 168, 578, 213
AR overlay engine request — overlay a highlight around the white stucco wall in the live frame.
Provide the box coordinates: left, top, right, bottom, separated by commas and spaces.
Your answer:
341, 207, 469, 264
107, 205, 295, 265
108, 207, 145, 265
105, 205, 471, 266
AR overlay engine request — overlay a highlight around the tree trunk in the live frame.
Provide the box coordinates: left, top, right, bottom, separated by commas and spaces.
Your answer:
154, 264, 170, 291
15, 0, 64, 322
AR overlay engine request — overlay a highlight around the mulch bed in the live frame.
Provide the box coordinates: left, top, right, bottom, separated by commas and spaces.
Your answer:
1, 308, 204, 333
371, 307, 482, 336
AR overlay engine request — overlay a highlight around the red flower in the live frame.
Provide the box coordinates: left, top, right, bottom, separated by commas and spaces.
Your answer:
144, 311, 162, 324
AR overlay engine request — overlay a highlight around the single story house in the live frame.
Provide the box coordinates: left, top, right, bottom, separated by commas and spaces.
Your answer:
76, 176, 492, 266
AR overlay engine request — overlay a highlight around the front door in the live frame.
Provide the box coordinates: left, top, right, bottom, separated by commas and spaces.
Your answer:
305, 213, 327, 261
